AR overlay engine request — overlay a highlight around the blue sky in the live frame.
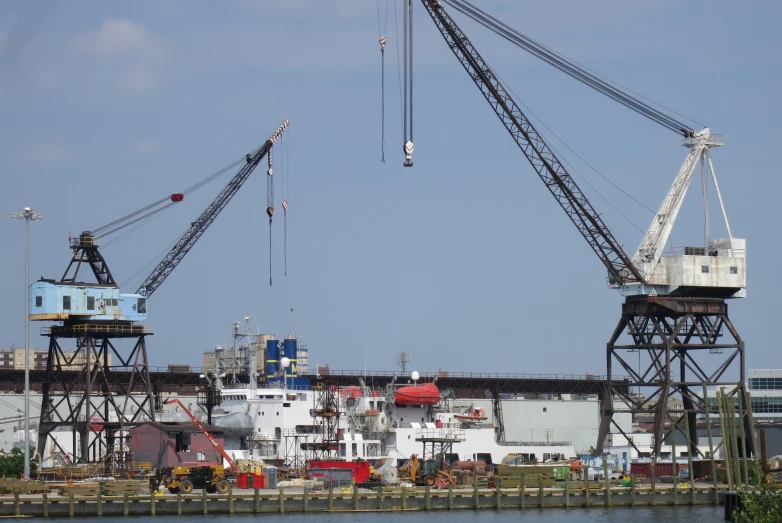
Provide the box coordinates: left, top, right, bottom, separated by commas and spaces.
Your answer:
0, 0, 780, 377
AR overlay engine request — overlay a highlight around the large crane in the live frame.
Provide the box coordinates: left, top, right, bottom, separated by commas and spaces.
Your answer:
416, 0, 746, 457
33, 120, 289, 466
30, 120, 289, 324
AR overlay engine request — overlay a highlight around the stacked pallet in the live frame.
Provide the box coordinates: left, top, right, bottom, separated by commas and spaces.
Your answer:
58, 482, 100, 496
101, 480, 144, 496
0, 480, 50, 495
496, 465, 564, 489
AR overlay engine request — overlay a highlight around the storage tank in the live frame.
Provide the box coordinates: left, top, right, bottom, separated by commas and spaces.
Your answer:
283, 338, 298, 376
266, 339, 280, 381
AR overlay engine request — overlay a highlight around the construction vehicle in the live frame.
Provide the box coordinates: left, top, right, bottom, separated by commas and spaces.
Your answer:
151, 398, 250, 494
155, 462, 231, 494
399, 454, 456, 487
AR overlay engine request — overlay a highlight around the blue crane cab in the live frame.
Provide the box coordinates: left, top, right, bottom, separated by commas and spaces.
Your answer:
29, 280, 147, 323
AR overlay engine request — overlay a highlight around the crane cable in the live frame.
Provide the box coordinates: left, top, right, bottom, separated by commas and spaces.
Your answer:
441, 0, 703, 136
402, 0, 414, 166
91, 156, 246, 238
267, 147, 274, 286
377, 0, 389, 163
281, 130, 289, 277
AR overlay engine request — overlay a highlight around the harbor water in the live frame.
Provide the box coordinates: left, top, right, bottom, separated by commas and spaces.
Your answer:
29, 505, 723, 522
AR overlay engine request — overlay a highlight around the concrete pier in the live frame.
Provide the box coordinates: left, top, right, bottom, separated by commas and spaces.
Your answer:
1, 483, 723, 517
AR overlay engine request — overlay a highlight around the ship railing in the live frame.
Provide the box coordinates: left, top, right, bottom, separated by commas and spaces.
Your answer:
306, 369, 625, 381
497, 440, 572, 447
415, 428, 466, 441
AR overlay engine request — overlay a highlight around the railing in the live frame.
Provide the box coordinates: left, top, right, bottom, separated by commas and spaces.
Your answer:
310, 369, 621, 381
415, 428, 466, 441
41, 324, 154, 335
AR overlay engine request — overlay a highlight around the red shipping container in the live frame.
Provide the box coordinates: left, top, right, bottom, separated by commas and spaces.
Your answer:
237, 473, 249, 489
630, 462, 688, 479
309, 460, 371, 483
254, 474, 265, 489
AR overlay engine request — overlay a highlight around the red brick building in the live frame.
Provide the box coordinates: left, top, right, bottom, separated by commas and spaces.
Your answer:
128, 422, 227, 471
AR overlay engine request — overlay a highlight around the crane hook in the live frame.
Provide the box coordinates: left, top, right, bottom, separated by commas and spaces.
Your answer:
403, 140, 414, 167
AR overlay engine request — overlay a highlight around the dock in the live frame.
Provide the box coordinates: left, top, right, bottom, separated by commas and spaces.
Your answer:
0, 483, 724, 517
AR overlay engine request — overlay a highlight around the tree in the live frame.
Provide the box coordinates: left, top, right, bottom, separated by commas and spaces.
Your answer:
0, 447, 38, 479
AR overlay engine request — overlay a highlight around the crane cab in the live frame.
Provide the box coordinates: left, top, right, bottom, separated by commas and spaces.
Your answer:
621, 238, 746, 298
28, 279, 148, 322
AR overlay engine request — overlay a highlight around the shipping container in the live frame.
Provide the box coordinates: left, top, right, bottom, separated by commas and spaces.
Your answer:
309, 460, 370, 483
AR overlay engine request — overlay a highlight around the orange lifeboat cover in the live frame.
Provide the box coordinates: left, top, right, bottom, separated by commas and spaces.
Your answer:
394, 383, 440, 406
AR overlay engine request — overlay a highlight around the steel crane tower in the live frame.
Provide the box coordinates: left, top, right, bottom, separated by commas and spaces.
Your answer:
32, 121, 289, 469
418, 0, 747, 458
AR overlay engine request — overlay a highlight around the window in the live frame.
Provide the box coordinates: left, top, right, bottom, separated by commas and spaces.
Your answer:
35, 296, 42, 307
701, 266, 709, 273
543, 407, 547, 412
137, 298, 147, 314
175, 433, 191, 452
283, 402, 291, 408
87, 296, 95, 311
730, 266, 738, 274
63, 296, 71, 310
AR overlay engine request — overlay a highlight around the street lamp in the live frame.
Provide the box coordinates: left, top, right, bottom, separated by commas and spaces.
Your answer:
11, 207, 42, 480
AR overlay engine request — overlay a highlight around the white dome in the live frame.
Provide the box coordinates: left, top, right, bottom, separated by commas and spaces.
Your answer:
411, 370, 420, 381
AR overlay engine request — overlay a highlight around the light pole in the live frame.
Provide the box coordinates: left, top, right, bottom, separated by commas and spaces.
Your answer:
11, 207, 42, 480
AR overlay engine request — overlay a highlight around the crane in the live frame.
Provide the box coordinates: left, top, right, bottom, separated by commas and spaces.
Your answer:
414, 0, 746, 457
33, 120, 288, 464
164, 398, 237, 471
29, 120, 289, 324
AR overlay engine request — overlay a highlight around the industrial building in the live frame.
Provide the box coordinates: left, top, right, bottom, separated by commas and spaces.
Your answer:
128, 421, 226, 470
0, 348, 111, 371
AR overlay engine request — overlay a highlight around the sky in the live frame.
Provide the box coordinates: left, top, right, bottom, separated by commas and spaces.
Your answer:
0, 0, 780, 378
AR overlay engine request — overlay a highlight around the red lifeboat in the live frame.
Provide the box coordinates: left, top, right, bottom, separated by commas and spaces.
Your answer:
394, 383, 440, 406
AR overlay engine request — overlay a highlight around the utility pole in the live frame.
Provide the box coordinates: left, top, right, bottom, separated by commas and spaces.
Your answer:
11, 207, 42, 480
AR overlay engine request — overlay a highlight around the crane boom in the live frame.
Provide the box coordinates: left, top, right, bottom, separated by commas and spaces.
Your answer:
420, 1, 644, 286
631, 129, 723, 280
137, 120, 289, 297
164, 398, 236, 471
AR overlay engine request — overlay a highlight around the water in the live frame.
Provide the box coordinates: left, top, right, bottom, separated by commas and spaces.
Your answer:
30, 506, 723, 522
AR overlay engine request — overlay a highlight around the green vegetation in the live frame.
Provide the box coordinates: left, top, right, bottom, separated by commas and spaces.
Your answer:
733, 462, 782, 523
0, 447, 38, 479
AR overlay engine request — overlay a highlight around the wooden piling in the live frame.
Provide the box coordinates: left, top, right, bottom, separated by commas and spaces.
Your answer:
520, 473, 525, 509
672, 426, 679, 505
703, 383, 719, 502
473, 475, 479, 509
402, 484, 407, 510
684, 416, 696, 505
177, 491, 182, 516
42, 492, 48, 518
630, 473, 636, 506
495, 482, 501, 509
716, 390, 733, 490
328, 483, 334, 512
538, 474, 545, 508
650, 462, 656, 506
229, 485, 234, 515
68, 491, 74, 517
745, 390, 759, 464
565, 474, 570, 508
585, 471, 591, 507
13, 492, 19, 517
737, 391, 750, 485
202, 489, 207, 515
448, 484, 453, 510
150, 491, 156, 515
425, 485, 431, 511
279, 486, 285, 514
254, 486, 260, 514
303, 485, 309, 513
602, 460, 611, 507
354, 483, 359, 511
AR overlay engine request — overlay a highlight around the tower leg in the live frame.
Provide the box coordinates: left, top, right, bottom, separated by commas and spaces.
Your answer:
599, 296, 747, 459
37, 323, 154, 467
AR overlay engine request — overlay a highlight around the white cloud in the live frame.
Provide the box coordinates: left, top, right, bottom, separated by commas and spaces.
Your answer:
75, 19, 151, 56
134, 139, 159, 155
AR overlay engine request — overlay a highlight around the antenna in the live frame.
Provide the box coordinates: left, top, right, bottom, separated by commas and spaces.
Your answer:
396, 352, 410, 374
287, 307, 295, 339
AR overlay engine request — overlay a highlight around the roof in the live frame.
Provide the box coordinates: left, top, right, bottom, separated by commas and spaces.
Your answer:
130, 421, 225, 434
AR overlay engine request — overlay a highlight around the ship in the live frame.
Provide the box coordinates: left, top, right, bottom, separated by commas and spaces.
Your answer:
201, 335, 576, 471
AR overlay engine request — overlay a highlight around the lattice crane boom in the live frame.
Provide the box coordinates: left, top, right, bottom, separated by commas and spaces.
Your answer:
419, 0, 644, 286
137, 120, 289, 297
